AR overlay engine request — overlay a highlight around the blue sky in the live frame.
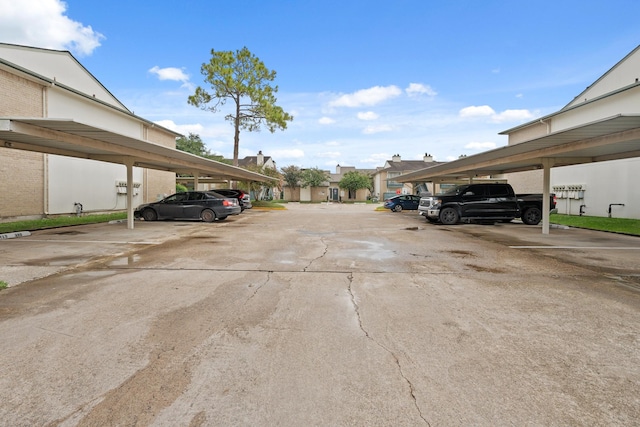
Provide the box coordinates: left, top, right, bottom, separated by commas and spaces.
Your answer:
2, 0, 640, 170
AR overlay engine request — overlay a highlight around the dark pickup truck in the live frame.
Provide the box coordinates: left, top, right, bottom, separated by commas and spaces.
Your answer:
418, 183, 556, 225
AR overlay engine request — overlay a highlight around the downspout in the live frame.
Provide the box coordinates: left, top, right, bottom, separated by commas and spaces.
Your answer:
42, 84, 49, 215
43, 154, 49, 215
539, 119, 551, 134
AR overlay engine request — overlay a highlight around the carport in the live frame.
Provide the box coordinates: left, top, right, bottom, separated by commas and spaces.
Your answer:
398, 114, 640, 234
0, 118, 277, 229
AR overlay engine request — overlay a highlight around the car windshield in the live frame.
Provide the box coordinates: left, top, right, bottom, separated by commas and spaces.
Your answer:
205, 191, 225, 198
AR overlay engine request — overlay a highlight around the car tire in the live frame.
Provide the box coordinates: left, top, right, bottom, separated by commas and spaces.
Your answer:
521, 207, 542, 225
201, 209, 216, 223
393, 205, 403, 212
142, 208, 157, 221
439, 207, 459, 225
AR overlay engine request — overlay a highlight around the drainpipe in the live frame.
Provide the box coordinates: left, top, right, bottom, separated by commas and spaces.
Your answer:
539, 119, 551, 134
608, 203, 625, 218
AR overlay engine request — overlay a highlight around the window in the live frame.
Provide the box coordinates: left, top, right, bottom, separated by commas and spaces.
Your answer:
386, 172, 403, 188
488, 185, 509, 197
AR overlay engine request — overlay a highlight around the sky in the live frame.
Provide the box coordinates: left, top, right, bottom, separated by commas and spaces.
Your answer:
2, 0, 640, 170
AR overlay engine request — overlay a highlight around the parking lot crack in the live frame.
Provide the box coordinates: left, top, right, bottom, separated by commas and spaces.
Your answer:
246, 271, 272, 301
347, 273, 430, 425
303, 237, 329, 271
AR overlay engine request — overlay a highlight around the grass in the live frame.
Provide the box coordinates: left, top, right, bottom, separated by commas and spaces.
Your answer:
252, 200, 287, 209
550, 214, 640, 236
0, 212, 127, 234
0, 280, 7, 290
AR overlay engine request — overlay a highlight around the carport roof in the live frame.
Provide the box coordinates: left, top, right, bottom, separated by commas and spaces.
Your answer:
0, 117, 276, 182
398, 114, 640, 183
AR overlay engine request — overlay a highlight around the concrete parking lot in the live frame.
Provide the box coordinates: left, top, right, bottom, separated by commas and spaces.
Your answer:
0, 203, 639, 426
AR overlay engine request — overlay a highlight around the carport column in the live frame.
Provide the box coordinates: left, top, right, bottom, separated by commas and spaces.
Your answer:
126, 159, 135, 230
541, 158, 554, 235
192, 171, 199, 191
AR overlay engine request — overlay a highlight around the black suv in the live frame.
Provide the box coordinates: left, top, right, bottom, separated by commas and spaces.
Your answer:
213, 189, 252, 211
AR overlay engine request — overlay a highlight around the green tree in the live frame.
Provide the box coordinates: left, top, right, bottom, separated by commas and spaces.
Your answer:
188, 47, 293, 166
300, 167, 329, 188
176, 132, 209, 156
281, 165, 302, 200
339, 171, 372, 198
237, 164, 282, 200
175, 132, 228, 163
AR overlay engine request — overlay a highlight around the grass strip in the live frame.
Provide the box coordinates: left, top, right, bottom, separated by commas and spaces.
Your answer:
0, 212, 127, 234
550, 214, 640, 236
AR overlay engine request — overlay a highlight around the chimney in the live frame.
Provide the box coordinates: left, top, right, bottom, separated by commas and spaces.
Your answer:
336, 164, 341, 174
423, 153, 433, 162
392, 154, 401, 162
257, 150, 264, 166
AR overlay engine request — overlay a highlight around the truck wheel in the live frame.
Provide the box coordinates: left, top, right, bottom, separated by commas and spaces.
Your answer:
440, 207, 459, 225
142, 208, 157, 221
521, 207, 542, 225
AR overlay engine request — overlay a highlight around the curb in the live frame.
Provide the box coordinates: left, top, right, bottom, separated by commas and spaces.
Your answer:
0, 231, 32, 240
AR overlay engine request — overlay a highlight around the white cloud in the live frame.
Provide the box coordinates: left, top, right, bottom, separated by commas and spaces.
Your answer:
317, 151, 341, 159
329, 85, 402, 108
465, 141, 497, 151
270, 148, 305, 160
149, 66, 189, 83
493, 109, 534, 123
362, 124, 393, 134
357, 111, 379, 121
459, 105, 534, 123
459, 105, 496, 118
154, 120, 204, 135
405, 83, 437, 97
361, 153, 391, 164
149, 66, 194, 90
0, 0, 104, 56
318, 116, 335, 125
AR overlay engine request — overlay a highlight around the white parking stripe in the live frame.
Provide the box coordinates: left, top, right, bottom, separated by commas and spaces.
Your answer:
19, 240, 158, 245
510, 246, 640, 250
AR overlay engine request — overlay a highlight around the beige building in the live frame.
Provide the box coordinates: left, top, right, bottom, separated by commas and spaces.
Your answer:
373, 153, 443, 200
502, 45, 640, 219
0, 43, 177, 221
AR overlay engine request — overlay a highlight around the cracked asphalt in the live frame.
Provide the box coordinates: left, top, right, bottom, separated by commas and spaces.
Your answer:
0, 203, 639, 426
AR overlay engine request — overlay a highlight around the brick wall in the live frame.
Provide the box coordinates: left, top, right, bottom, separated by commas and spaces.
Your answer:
147, 125, 176, 148
0, 69, 45, 218
144, 169, 177, 202
0, 68, 44, 116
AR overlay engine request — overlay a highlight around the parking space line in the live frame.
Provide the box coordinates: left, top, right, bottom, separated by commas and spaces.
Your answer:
21, 239, 159, 245
510, 246, 640, 250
